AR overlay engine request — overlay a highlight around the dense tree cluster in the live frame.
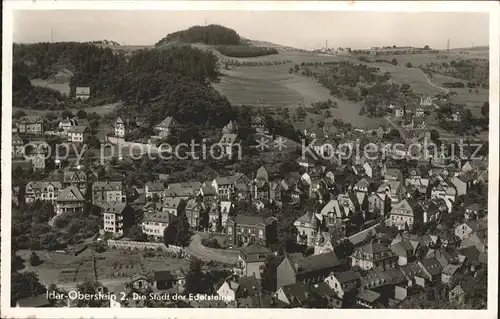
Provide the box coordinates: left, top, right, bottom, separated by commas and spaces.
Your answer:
156, 24, 241, 46
215, 45, 278, 58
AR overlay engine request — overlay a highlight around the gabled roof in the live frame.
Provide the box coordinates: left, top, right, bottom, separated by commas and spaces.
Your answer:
101, 202, 127, 215
219, 133, 238, 144
442, 264, 460, 276
356, 289, 380, 303
93, 181, 122, 191
57, 186, 84, 201
291, 251, 341, 274
156, 116, 178, 128
231, 215, 276, 226
68, 125, 90, 134
240, 244, 271, 258
390, 241, 414, 257
145, 182, 165, 191
334, 270, 361, 284
163, 197, 183, 209
418, 257, 443, 277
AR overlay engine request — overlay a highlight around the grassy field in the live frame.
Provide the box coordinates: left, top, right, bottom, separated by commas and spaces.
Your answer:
30, 78, 71, 95
18, 248, 190, 285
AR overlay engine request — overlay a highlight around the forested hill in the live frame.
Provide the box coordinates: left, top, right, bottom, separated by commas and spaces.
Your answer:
12, 42, 237, 128
155, 24, 242, 46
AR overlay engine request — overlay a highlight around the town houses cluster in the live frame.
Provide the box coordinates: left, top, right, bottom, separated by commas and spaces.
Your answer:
12, 103, 488, 308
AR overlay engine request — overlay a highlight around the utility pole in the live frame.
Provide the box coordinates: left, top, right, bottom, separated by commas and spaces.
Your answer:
447, 39, 450, 53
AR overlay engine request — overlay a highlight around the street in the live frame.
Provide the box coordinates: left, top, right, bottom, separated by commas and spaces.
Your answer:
185, 233, 239, 264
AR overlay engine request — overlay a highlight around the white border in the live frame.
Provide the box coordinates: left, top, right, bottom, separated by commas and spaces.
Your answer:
1, 1, 498, 318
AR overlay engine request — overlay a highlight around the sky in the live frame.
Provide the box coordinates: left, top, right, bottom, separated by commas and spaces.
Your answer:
13, 10, 489, 50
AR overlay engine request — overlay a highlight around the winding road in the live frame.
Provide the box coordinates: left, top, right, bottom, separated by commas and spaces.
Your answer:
185, 233, 239, 264
420, 70, 450, 94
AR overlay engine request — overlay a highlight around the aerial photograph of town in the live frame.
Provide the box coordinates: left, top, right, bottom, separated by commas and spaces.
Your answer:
5, 7, 492, 311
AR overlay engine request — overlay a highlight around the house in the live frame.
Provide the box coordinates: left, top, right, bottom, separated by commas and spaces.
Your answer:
164, 182, 201, 199
222, 120, 239, 134
461, 230, 487, 253
199, 185, 218, 203
55, 186, 85, 215
251, 114, 266, 133
269, 182, 282, 202
368, 193, 385, 215
351, 242, 397, 270
59, 117, 77, 133
114, 117, 126, 138
25, 181, 62, 203
377, 180, 405, 204
12, 133, 24, 157
450, 176, 469, 196
390, 241, 415, 266
218, 133, 240, 158
153, 270, 176, 290
389, 199, 423, 231
102, 202, 132, 236
353, 178, 370, 193
276, 282, 336, 308
212, 177, 235, 200
324, 270, 361, 299
455, 218, 487, 241
92, 181, 124, 204
62, 170, 87, 195
15, 294, 51, 308
417, 257, 443, 283
155, 116, 179, 138
162, 197, 184, 216
75, 86, 91, 100
144, 182, 165, 201
393, 105, 405, 118
355, 290, 382, 309
185, 198, 204, 229
217, 275, 260, 303
234, 244, 273, 279
276, 252, 341, 289
294, 211, 318, 247
441, 264, 461, 285
382, 167, 403, 182
226, 215, 277, 247
142, 211, 172, 239
67, 125, 91, 144
449, 280, 475, 305
17, 116, 44, 134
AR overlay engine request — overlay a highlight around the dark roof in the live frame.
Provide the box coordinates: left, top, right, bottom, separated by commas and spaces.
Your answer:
16, 294, 50, 307
356, 289, 381, 303
233, 215, 276, 226
419, 257, 443, 277
293, 251, 341, 274
390, 241, 414, 257
310, 282, 337, 299
153, 270, 174, 281
335, 270, 361, 284
240, 244, 271, 256
459, 246, 480, 265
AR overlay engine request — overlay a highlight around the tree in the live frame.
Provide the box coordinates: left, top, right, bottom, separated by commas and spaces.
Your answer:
13, 110, 27, 119
11, 271, 46, 306
163, 214, 192, 247
76, 109, 88, 119
184, 257, 209, 294
391, 58, 398, 66
406, 62, 413, 68
424, 45, 430, 50
29, 252, 42, 266
127, 225, 148, 242
261, 255, 280, 292
61, 110, 73, 119
75, 280, 109, 307
481, 101, 489, 117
